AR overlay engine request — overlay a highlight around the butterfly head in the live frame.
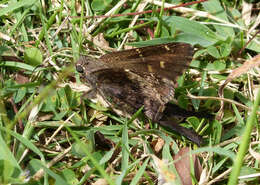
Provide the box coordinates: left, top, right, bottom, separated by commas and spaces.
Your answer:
76, 56, 108, 75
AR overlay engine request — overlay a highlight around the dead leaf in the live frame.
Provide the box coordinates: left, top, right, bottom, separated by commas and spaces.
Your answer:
217, 54, 260, 120
37, 113, 53, 122
151, 137, 165, 153
92, 33, 116, 52
94, 131, 114, 151
173, 147, 202, 185
223, 54, 260, 86
15, 71, 29, 84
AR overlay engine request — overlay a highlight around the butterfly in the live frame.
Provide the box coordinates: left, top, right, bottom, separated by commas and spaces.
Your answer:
76, 42, 203, 145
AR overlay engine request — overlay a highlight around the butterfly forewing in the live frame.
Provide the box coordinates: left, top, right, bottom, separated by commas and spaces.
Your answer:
99, 42, 193, 80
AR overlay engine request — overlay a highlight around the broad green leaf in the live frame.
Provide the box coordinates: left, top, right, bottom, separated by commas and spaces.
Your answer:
219, 42, 232, 58
223, 88, 234, 99
203, 0, 235, 38
207, 46, 221, 58
13, 87, 27, 103
99, 149, 114, 165
186, 117, 200, 131
60, 169, 79, 185
201, 87, 218, 109
71, 140, 94, 158
162, 16, 224, 45
247, 40, 260, 52
41, 93, 58, 112
91, 0, 112, 11
24, 47, 43, 66
0, 135, 22, 179
57, 88, 69, 111
213, 60, 226, 71
206, 60, 226, 71
0, 0, 38, 17
177, 95, 189, 110
30, 159, 69, 185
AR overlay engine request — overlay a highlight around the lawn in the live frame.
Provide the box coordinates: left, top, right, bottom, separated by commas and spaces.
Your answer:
0, 0, 260, 184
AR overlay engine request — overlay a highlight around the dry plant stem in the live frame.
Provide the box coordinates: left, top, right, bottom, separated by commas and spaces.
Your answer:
147, 0, 245, 30
44, 56, 61, 71
215, 137, 241, 147
119, 1, 149, 50
205, 168, 232, 185
239, 173, 260, 179
242, 1, 252, 27
51, 16, 69, 41
79, 0, 207, 19
248, 9, 260, 35
86, 0, 127, 33
18, 148, 30, 164
45, 112, 76, 146
217, 54, 260, 120
33, 146, 72, 180
187, 92, 260, 115
249, 143, 260, 161
0, 31, 15, 43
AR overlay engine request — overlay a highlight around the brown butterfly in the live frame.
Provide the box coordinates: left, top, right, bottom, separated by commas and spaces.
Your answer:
76, 42, 203, 145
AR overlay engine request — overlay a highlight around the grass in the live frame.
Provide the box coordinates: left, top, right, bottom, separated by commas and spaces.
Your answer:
0, 0, 260, 184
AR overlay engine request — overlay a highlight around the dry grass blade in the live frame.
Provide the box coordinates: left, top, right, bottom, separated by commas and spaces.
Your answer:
146, 0, 245, 30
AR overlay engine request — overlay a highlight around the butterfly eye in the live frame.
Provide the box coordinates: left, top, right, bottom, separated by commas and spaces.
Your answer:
76, 65, 84, 73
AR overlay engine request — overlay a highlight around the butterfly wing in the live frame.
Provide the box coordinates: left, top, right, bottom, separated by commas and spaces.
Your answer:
84, 68, 175, 121
100, 43, 193, 80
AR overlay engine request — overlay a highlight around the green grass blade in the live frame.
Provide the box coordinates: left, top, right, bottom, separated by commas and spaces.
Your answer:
0, 0, 37, 17
31, 159, 70, 185
121, 123, 129, 171
0, 134, 22, 173
0, 127, 45, 162
130, 157, 150, 185
228, 89, 260, 185
66, 127, 115, 185
0, 61, 36, 71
